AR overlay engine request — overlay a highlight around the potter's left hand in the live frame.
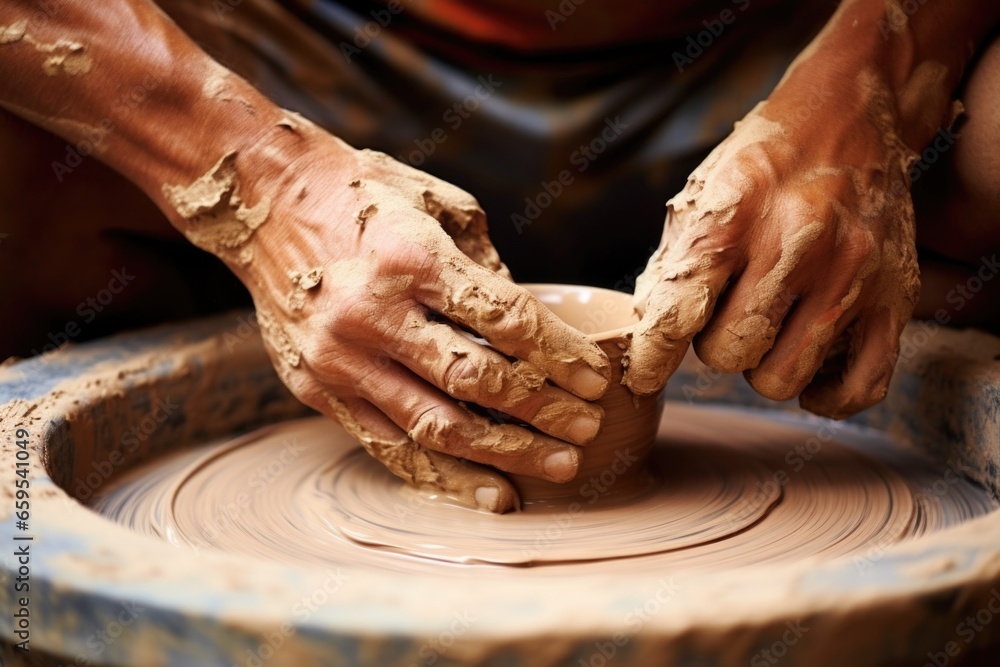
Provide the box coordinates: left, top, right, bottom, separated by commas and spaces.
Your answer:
624, 78, 922, 418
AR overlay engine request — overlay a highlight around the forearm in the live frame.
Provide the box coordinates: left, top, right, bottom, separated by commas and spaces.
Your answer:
0, 3, 298, 225
773, 0, 1000, 150
0, 1, 346, 289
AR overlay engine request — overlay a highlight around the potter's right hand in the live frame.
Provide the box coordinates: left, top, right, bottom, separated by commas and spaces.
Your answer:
163, 114, 610, 513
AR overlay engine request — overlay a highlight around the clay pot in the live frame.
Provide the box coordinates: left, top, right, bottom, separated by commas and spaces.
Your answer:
509, 284, 664, 507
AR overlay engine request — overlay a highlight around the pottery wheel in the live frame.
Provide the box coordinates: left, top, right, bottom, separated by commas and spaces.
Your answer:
89, 403, 996, 577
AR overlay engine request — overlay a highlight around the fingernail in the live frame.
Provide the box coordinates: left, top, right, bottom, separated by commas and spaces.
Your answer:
474, 486, 500, 511
569, 366, 608, 399
567, 413, 602, 445
543, 449, 578, 482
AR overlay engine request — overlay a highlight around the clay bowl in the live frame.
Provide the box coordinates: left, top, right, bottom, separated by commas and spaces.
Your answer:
508, 284, 662, 506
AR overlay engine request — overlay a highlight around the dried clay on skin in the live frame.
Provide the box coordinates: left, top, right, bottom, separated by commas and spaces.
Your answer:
161, 151, 271, 266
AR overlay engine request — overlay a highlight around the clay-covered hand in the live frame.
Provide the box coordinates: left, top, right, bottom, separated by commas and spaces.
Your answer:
626, 84, 920, 418
165, 115, 611, 513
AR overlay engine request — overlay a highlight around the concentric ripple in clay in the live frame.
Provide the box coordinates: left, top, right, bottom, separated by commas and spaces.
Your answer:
89, 403, 996, 578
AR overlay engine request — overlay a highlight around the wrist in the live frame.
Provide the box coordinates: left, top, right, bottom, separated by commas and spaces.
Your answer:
139, 61, 297, 205
162, 106, 360, 302
772, 1, 957, 152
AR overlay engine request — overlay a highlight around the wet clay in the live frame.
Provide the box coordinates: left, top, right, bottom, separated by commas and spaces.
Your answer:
89, 403, 995, 576
161, 150, 271, 267
82, 284, 995, 575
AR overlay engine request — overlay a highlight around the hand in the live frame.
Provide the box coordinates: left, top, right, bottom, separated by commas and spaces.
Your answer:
625, 83, 920, 419
169, 116, 611, 512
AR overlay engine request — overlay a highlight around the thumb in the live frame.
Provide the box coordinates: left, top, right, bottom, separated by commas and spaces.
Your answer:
421, 186, 512, 279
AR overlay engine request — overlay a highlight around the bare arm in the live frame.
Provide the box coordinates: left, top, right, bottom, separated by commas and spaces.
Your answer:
0, 1, 612, 512
628, 0, 1000, 417
773, 0, 1000, 150
0, 1, 288, 205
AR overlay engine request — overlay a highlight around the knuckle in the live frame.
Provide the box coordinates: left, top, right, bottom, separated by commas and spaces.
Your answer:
733, 142, 781, 183
281, 369, 328, 409
301, 331, 368, 380
694, 332, 738, 373
487, 289, 535, 341
801, 366, 892, 420
406, 404, 457, 449
649, 282, 716, 341
825, 388, 882, 419
696, 313, 775, 373
318, 288, 374, 335
441, 354, 482, 395
775, 192, 819, 229
839, 225, 877, 267
376, 237, 436, 281
862, 374, 893, 408
420, 185, 484, 234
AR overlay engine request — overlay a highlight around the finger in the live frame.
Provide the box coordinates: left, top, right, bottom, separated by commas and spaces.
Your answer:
744, 224, 880, 400
743, 262, 868, 402
695, 222, 824, 372
743, 296, 844, 402
383, 310, 603, 445
799, 306, 906, 419
360, 152, 511, 277
420, 258, 611, 400
624, 243, 735, 396
345, 359, 583, 483
419, 186, 512, 279
322, 394, 518, 513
